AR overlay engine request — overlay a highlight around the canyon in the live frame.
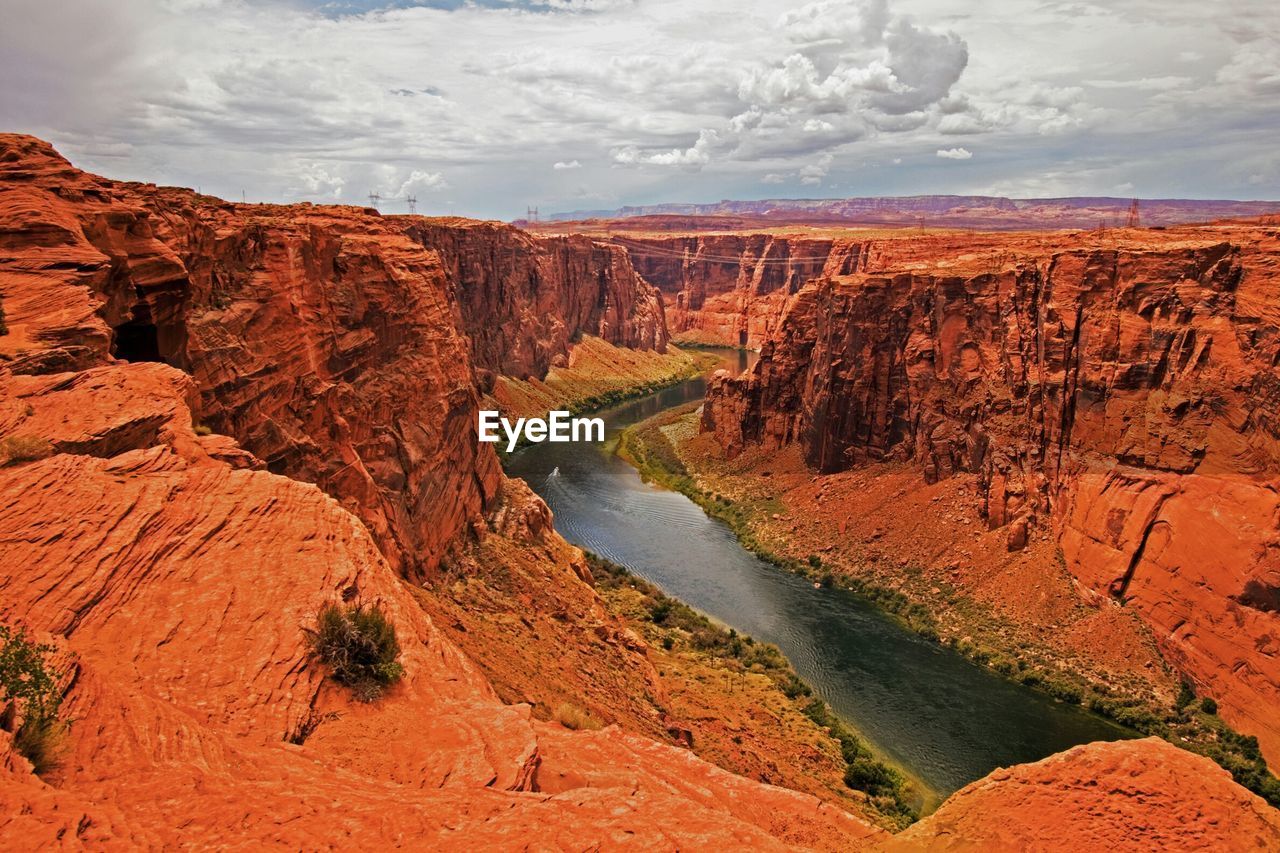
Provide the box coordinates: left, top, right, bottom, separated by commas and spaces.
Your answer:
1, 135, 1278, 849
693, 224, 1280, 773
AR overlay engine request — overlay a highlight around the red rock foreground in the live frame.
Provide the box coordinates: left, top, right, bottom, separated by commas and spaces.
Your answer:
1, 136, 1277, 848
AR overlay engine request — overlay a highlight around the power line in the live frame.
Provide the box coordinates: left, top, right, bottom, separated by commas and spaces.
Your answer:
367, 192, 419, 214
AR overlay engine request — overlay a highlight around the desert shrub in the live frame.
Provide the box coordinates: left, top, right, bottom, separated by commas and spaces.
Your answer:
305, 602, 404, 702
192, 423, 213, 436
780, 673, 811, 700
1176, 679, 1196, 709
0, 623, 68, 775
0, 435, 53, 466
553, 702, 603, 731
1200, 697, 1218, 715
648, 598, 672, 625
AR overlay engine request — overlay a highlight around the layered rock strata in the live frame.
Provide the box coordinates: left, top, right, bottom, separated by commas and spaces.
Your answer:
703, 227, 1280, 766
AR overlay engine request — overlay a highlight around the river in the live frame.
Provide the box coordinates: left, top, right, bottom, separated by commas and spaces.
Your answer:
504, 349, 1129, 808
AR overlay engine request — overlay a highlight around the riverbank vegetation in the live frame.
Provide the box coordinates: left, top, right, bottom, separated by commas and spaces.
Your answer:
589, 553, 919, 828
618, 404, 1280, 808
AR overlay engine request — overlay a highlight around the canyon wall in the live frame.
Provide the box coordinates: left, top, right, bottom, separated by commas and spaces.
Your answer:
0, 134, 666, 579
614, 235, 858, 348
408, 220, 667, 380
702, 228, 1280, 765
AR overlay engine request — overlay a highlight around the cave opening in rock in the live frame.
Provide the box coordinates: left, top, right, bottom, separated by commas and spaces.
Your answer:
112, 318, 163, 364
738, 329, 748, 347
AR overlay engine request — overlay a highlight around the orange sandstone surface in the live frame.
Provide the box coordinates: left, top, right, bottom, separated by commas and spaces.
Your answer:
1, 135, 1278, 848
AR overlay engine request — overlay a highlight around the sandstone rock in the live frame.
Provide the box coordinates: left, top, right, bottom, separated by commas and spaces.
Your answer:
882, 738, 1280, 851
702, 228, 1280, 766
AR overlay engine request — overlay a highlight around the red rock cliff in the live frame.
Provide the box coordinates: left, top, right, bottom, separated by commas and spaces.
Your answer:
0, 135, 666, 579
614, 234, 857, 348
408, 219, 667, 379
703, 228, 1280, 766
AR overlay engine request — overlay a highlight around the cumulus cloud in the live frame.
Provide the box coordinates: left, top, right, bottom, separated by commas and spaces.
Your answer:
1, 0, 1276, 216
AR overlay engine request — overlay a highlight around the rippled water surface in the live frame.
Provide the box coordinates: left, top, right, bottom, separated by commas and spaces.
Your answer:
505, 350, 1129, 803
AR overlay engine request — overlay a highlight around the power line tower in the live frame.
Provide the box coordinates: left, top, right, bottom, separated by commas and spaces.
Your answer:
526, 206, 539, 223
368, 192, 381, 209
1126, 198, 1140, 228
406, 195, 417, 215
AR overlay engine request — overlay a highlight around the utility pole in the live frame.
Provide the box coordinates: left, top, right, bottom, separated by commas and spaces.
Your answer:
526, 206, 539, 223
1126, 198, 1140, 228
368, 192, 381, 209
406, 195, 417, 215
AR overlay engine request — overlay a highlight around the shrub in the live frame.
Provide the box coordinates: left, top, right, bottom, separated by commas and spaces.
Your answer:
1176, 679, 1196, 710
192, 423, 213, 436
1201, 697, 1218, 715
0, 435, 53, 467
553, 702, 603, 731
305, 602, 404, 702
648, 599, 672, 625
0, 623, 68, 776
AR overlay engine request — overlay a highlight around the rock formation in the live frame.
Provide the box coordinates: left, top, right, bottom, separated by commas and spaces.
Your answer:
881, 738, 1280, 851
613, 234, 854, 348
405, 219, 668, 379
0, 134, 666, 580
702, 227, 1280, 767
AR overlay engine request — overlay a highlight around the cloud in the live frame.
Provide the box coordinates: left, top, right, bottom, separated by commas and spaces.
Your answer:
395, 170, 449, 196
1, 0, 1277, 218
553, 159, 582, 170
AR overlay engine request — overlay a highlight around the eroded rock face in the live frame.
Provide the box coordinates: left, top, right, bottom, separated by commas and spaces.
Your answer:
702, 228, 1280, 765
0, 134, 666, 579
408, 220, 668, 378
616, 234, 858, 348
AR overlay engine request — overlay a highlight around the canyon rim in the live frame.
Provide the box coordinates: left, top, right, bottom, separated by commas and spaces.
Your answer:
4, 0, 1280, 850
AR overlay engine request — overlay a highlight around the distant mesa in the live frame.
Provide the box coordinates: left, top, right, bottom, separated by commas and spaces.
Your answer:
537, 195, 1280, 231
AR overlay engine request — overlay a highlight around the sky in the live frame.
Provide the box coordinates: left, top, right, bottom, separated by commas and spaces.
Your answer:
1, 0, 1277, 219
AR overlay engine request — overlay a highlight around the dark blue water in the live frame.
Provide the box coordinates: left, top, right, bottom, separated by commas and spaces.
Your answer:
505, 350, 1129, 805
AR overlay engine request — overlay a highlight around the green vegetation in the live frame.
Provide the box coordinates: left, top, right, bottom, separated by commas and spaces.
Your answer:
0, 623, 69, 776
0, 435, 53, 467
588, 553, 918, 828
619, 407, 1280, 809
192, 423, 214, 437
305, 602, 405, 702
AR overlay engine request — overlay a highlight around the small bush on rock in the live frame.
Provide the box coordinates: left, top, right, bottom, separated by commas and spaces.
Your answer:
553, 702, 603, 731
0, 623, 69, 776
305, 602, 404, 702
